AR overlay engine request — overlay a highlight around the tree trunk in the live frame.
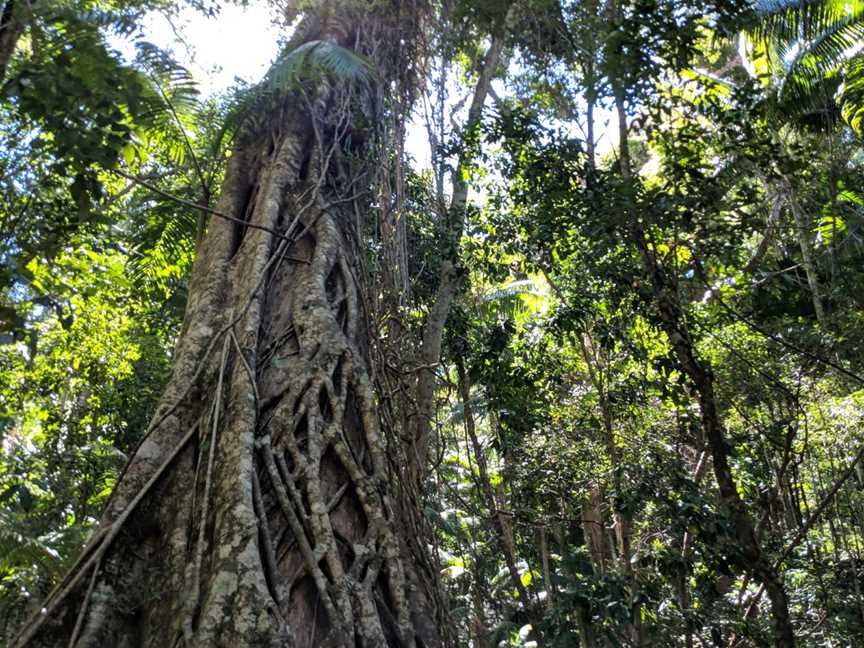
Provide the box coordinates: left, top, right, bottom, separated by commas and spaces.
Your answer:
13, 5, 444, 647
455, 358, 530, 607
610, 80, 795, 645
0, 0, 27, 84
413, 2, 516, 475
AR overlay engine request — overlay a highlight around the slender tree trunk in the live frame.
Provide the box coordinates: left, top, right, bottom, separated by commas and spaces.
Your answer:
455, 358, 530, 607
678, 450, 708, 648
12, 5, 445, 647
0, 0, 27, 83
538, 525, 554, 606
413, 2, 516, 475
581, 487, 611, 574
744, 191, 783, 275
611, 84, 795, 646
781, 176, 826, 327
470, 583, 491, 648
578, 333, 632, 575
577, 331, 641, 643
636, 234, 795, 648
586, 92, 596, 173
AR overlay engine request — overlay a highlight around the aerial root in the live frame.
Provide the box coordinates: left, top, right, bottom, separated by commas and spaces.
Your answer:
252, 469, 293, 638
258, 436, 346, 641
182, 336, 231, 642
66, 556, 101, 648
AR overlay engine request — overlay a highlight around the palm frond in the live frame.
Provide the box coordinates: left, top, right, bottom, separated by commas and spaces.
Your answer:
779, 10, 864, 91
745, 0, 864, 131
135, 42, 200, 114
840, 54, 864, 133
482, 279, 542, 303
132, 41, 201, 166
752, 0, 864, 46
479, 279, 546, 320
220, 39, 375, 141
127, 197, 198, 298
269, 39, 374, 88
446, 393, 489, 425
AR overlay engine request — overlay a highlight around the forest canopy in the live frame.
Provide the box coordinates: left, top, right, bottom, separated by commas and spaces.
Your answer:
2, 0, 864, 646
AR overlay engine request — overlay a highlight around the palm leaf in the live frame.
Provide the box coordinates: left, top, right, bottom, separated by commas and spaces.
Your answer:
840, 54, 864, 133
132, 41, 201, 166
752, 0, 864, 45
746, 0, 864, 131
219, 39, 375, 142
127, 197, 198, 298
480, 279, 546, 320
266, 39, 374, 91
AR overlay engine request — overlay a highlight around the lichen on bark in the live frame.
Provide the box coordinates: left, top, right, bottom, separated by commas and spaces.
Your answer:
11, 3, 444, 647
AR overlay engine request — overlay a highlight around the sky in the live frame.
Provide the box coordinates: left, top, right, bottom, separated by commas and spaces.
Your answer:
120, 4, 615, 176
133, 2, 283, 96
122, 2, 433, 168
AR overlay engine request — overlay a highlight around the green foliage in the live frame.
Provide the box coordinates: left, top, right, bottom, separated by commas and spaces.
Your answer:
0, 246, 171, 635
4, 1, 864, 646
431, 2, 864, 646
0, 0, 213, 346
0, 2, 218, 632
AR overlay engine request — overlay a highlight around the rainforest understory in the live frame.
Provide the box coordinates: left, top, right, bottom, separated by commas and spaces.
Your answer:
3, 1, 864, 647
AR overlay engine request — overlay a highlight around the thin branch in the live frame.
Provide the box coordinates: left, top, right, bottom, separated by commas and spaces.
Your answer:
112, 168, 292, 242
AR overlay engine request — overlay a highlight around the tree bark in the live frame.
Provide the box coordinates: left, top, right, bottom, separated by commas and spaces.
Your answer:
413, 3, 517, 475
12, 4, 444, 647
0, 0, 27, 84
611, 83, 795, 646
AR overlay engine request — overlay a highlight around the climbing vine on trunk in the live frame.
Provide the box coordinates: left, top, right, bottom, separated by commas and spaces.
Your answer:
12, 3, 444, 647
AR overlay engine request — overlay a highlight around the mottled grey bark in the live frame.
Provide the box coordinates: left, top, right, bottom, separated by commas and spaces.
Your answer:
12, 4, 443, 647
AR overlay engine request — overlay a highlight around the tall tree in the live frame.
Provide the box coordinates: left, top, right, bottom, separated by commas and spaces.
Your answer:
11, 2, 451, 646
